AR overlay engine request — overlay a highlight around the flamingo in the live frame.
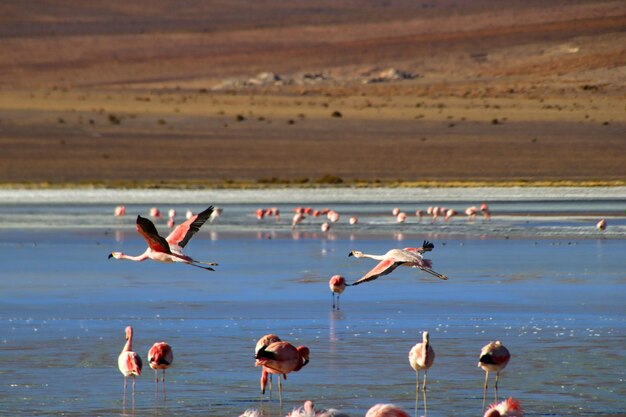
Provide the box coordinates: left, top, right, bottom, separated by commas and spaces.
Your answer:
148, 341, 173, 399
328, 210, 340, 223
409, 331, 435, 417
118, 326, 142, 402
329, 275, 346, 310
481, 203, 491, 220
255, 341, 310, 404
292, 212, 305, 228
255, 334, 282, 398
392, 207, 400, 216
168, 209, 176, 219
108, 206, 218, 271
239, 409, 261, 417
484, 397, 524, 417
596, 219, 607, 231
396, 212, 407, 223
114, 205, 126, 217
287, 400, 350, 417
321, 222, 331, 232
349, 216, 358, 225
210, 207, 222, 222
465, 206, 478, 221
149, 207, 162, 219
479, 340, 511, 410
366, 403, 411, 417
185, 209, 193, 220
347, 241, 447, 286
415, 210, 423, 222
444, 209, 458, 221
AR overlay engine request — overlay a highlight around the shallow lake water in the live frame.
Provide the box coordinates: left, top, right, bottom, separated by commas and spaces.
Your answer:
0, 188, 624, 416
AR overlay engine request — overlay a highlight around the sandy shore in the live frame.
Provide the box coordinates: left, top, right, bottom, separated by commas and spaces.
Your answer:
0, 1, 624, 186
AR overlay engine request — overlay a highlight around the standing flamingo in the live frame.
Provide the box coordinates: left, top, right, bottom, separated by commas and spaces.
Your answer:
329, 275, 346, 310
148, 341, 173, 399
481, 203, 491, 220
321, 222, 331, 232
108, 206, 218, 271
349, 216, 358, 225
118, 326, 142, 402
255, 341, 310, 404
114, 205, 126, 217
392, 207, 400, 216
348, 241, 447, 285
484, 397, 524, 417
255, 334, 282, 398
409, 331, 435, 417
396, 212, 407, 223
479, 340, 511, 410
366, 403, 411, 417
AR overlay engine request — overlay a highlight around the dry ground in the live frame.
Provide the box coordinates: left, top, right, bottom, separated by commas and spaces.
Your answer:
0, 0, 624, 186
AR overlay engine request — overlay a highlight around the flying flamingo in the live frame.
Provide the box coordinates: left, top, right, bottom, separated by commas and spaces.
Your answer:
484, 397, 524, 417
148, 341, 173, 399
366, 403, 411, 417
409, 331, 435, 417
347, 241, 448, 285
108, 206, 218, 271
118, 326, 142, 403
255, 341, 310, 404
287, 400, 350, 417
329, 275, 346, 310
479, 340, 511, 410
255, 334, 282, 398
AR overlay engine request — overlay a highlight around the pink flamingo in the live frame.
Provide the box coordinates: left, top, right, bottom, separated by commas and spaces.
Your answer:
465, 206, 478, 221
328, 210, 340, 223
256, 208, 265, 220
255, 341, 310, 404
168, 209, 176, 219
444, 209, 458, 221
484, 397, 523, 417
167, 217, 175, 229
287, 400, 349, 417
479, 340, 511, 410
148, 341, 173, 399
366, 403, 411, 417
149, 207, 162, 219
348, 241, 448, 285
596, 219, 607, 231
118, 326, 142, 402
114, 205, 126, 217
321, 222, 331, 232
109, 206, 218, 271
349, 216, 358, 225
329, 275, 346, 310
239, 409, 261, 417
392, 207, 400, 216
185, 209, 193, 220
481, 203, 491, 220
409, 331, 435, 417
292, 212, 305, 228
415, 210, 423, 222
396, 212, 407, 223
210, 207, 222, 223
255, 334, 282, 398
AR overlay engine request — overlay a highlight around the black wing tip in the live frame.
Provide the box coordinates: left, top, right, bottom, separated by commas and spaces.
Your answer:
255, 344, 274, 360
422, 240, 435, 250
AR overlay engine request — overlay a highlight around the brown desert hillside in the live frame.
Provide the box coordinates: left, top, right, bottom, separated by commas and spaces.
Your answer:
0, 0, 624, 186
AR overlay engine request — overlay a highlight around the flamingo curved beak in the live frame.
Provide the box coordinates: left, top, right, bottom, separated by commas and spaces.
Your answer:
108, 253, 114, 259
348, 251, 354, 257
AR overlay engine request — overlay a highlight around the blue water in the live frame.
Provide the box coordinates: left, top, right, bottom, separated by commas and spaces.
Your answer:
0, 188, 624, 416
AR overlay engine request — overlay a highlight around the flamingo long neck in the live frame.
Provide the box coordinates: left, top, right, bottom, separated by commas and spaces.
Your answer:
119, 251, 149, 262
122, 333, 133, 353
361, 253, 385, 261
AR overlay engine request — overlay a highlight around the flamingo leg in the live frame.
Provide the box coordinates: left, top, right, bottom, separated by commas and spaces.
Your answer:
494, 371, 500, 403
332, 292, 336, 309
269, 374, 272, 400
482, 371, 489, 411
123, 376, 128, 404
162, 369, 166, 401
423, 370, 428, 417
132, 376, 137, 400
337, 294, 341, 310
278, 377, 283, 405
415, 370, 419, 417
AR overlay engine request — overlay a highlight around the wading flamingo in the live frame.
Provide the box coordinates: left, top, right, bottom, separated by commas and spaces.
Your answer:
255, 334, 282, 399
118, 326, 142, 402
148, 341, 173, 399
484, 397, 523, 417
114, 205, 126, 217
409, 331, 435, 417
321, 222, 331, 232
366, 403, 411, 417
396, 212, 407, 223
108, 206, 217, 271
287, 400, 350, 417
329, 275, 346, 310
347, 241, 447, 285
349, 216, 358, 225
255, 341, 310, 404
479, 340, 511, 410
481, 203, 491, 220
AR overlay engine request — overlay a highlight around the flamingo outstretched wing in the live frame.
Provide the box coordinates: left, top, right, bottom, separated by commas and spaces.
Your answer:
166, 206, 214, 248
349, 259, 401, 286
136, 215, 171, 254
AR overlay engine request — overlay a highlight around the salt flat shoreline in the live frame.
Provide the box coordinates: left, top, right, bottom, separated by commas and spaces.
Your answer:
0, 186, 625, 205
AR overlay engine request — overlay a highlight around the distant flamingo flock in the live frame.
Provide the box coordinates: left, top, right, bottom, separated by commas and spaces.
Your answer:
108, 202, 612, 417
